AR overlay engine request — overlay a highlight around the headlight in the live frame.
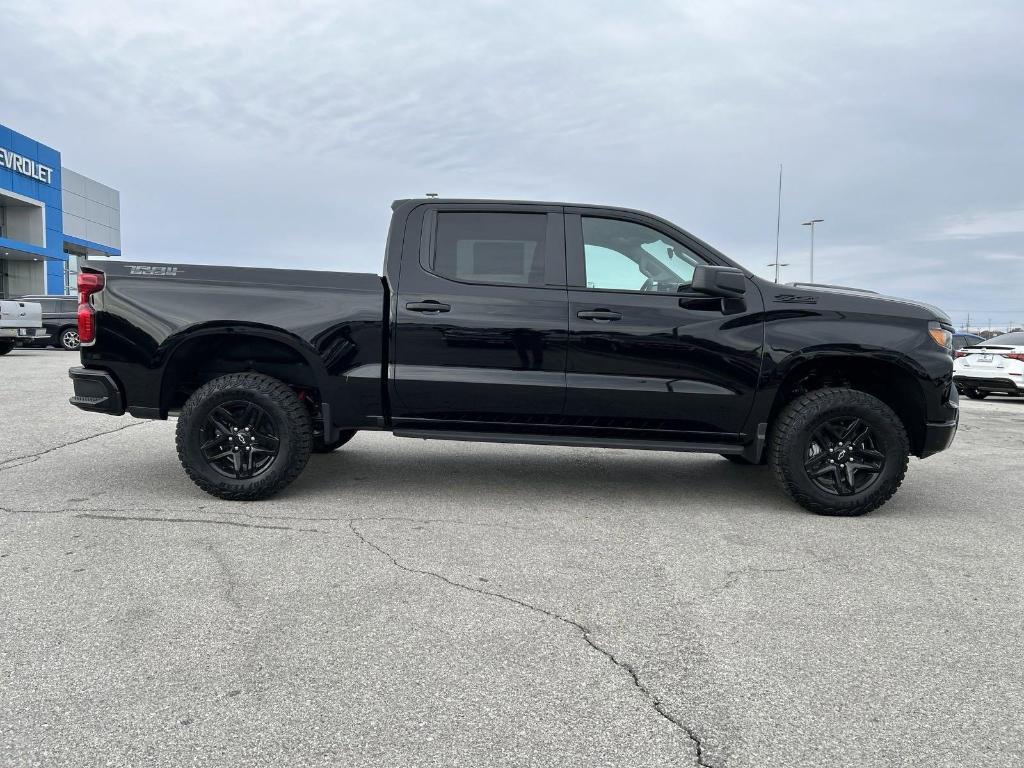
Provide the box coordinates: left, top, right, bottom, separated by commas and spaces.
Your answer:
928, 322, 952, 353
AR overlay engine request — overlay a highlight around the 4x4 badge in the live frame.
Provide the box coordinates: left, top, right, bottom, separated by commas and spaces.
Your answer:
127, 265, 182, 276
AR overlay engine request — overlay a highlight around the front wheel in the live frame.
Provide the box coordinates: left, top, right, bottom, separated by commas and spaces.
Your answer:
769, 388, 909, 516
176, 373, 312, 500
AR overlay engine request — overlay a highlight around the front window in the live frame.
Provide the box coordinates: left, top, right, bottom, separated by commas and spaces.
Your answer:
581, 217, 701, 292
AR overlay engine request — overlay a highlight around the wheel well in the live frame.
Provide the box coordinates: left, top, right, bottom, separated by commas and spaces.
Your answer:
770, 357, 926, 455
161, 333, 321, 415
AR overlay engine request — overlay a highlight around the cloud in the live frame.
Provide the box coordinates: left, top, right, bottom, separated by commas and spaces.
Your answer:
2, 0, 1023, 321
932, 209, 1024, 240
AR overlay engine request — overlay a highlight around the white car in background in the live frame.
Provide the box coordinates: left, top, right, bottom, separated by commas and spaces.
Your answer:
953, 331, 1024, 399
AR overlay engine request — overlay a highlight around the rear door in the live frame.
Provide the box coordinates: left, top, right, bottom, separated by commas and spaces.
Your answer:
390, 203, 569, 427
563, 209, 764, 439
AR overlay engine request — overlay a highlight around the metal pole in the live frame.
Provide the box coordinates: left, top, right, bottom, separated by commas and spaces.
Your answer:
810, 224, 815, 283
802, 219, 824, 284
773, 165, 783, 283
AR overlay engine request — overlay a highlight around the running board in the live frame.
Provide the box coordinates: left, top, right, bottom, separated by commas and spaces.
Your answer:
393, 428, 744, 454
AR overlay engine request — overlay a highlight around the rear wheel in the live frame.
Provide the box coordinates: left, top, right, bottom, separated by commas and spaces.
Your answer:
59, 327, 81, 351
769, 388, 909, 516
176, 373, 312, 500
0, 340, 15, 356
964, 389, 989, 400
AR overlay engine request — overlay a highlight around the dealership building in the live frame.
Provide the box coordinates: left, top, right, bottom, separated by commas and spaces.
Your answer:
0, 122, 121, 298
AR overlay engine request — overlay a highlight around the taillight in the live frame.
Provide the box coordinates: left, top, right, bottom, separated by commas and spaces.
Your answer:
1006, 353, 1024, 363
954, 350, 969, 359
77, 271, 104, 345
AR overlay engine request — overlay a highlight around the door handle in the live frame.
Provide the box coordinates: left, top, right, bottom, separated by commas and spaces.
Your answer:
406, 300, 451, 313
679, 295, 746, 314
577, 309, 622, 322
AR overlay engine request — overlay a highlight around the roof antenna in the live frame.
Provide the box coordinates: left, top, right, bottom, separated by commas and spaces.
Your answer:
425, 192, 439, 198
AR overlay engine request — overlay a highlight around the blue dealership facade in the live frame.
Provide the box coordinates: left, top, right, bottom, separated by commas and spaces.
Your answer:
0, 123, 121, 298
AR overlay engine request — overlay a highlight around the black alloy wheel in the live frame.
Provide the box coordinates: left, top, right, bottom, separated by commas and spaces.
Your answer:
803, 417, 885, 496
769, 387, 909, 516
176, 372, 312, 500
200, 400, 281, 480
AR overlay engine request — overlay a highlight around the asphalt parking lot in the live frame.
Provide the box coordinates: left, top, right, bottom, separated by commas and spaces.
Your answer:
2, 348, 1022, 767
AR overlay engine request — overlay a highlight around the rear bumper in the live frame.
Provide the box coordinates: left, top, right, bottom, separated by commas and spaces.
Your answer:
1, 327, 47, 340
69, 366, 125, 415
954, 375, 1023, 393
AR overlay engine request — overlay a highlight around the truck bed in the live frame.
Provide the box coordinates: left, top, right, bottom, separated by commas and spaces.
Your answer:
80, 260, 387, 425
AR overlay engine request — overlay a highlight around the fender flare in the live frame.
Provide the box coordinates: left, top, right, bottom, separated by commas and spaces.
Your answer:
156, 322, 333, 406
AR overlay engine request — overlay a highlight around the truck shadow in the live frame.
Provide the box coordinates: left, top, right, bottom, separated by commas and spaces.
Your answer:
295, 439, 786, 512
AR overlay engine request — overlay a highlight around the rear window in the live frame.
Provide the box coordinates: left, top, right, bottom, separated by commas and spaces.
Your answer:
953, 334, 983, 350
432, 212, 548, 286
983, 332, 1024, 346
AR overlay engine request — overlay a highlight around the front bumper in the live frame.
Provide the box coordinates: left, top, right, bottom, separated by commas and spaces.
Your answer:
920, 417, 958, 458
69, 366, 125, 415
918, 382, 958, 459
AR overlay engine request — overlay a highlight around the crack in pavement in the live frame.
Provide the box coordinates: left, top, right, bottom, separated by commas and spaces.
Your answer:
0, 506, 314, 533
347, 519, 715, 767
2, 503, 715, 762
75, 512, 318, 532
234, 511, 533, 531
0, 422, 150, 472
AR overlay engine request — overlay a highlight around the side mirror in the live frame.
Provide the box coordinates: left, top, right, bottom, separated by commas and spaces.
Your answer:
691, 265, 747, 297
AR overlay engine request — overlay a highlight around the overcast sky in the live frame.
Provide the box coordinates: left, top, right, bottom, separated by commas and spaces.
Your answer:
4, 0, 1023, 328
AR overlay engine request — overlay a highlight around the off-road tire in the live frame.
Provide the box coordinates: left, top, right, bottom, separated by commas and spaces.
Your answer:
769, 388, 909, 516
314, 429, 356, 453
0, 340, 15, 356
176, 373, 312, 500
964, 390, 989, 400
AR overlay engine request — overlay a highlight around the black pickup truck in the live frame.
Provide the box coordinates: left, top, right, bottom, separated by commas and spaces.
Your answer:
69, 198, 958, 515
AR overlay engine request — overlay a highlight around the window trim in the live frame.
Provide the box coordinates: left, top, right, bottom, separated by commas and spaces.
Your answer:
565, 211, 718, 295
418, 207, 567, 290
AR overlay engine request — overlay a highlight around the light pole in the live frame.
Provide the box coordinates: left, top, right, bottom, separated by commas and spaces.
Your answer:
767, 261, 789, 282
802, 219, 824, 283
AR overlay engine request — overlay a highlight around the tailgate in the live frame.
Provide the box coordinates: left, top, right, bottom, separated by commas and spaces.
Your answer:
0, 300, 42, 329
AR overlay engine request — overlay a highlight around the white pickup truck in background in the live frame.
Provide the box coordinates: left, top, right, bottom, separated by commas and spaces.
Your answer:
0, 299, 48, 356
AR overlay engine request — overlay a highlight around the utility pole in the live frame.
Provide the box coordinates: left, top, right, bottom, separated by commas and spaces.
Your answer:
802, 218, 824, 283
769, 164, 784, 282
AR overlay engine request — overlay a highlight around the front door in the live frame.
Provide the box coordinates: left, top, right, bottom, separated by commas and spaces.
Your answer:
564, 211, 764, 440
391, 205, 569, 427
